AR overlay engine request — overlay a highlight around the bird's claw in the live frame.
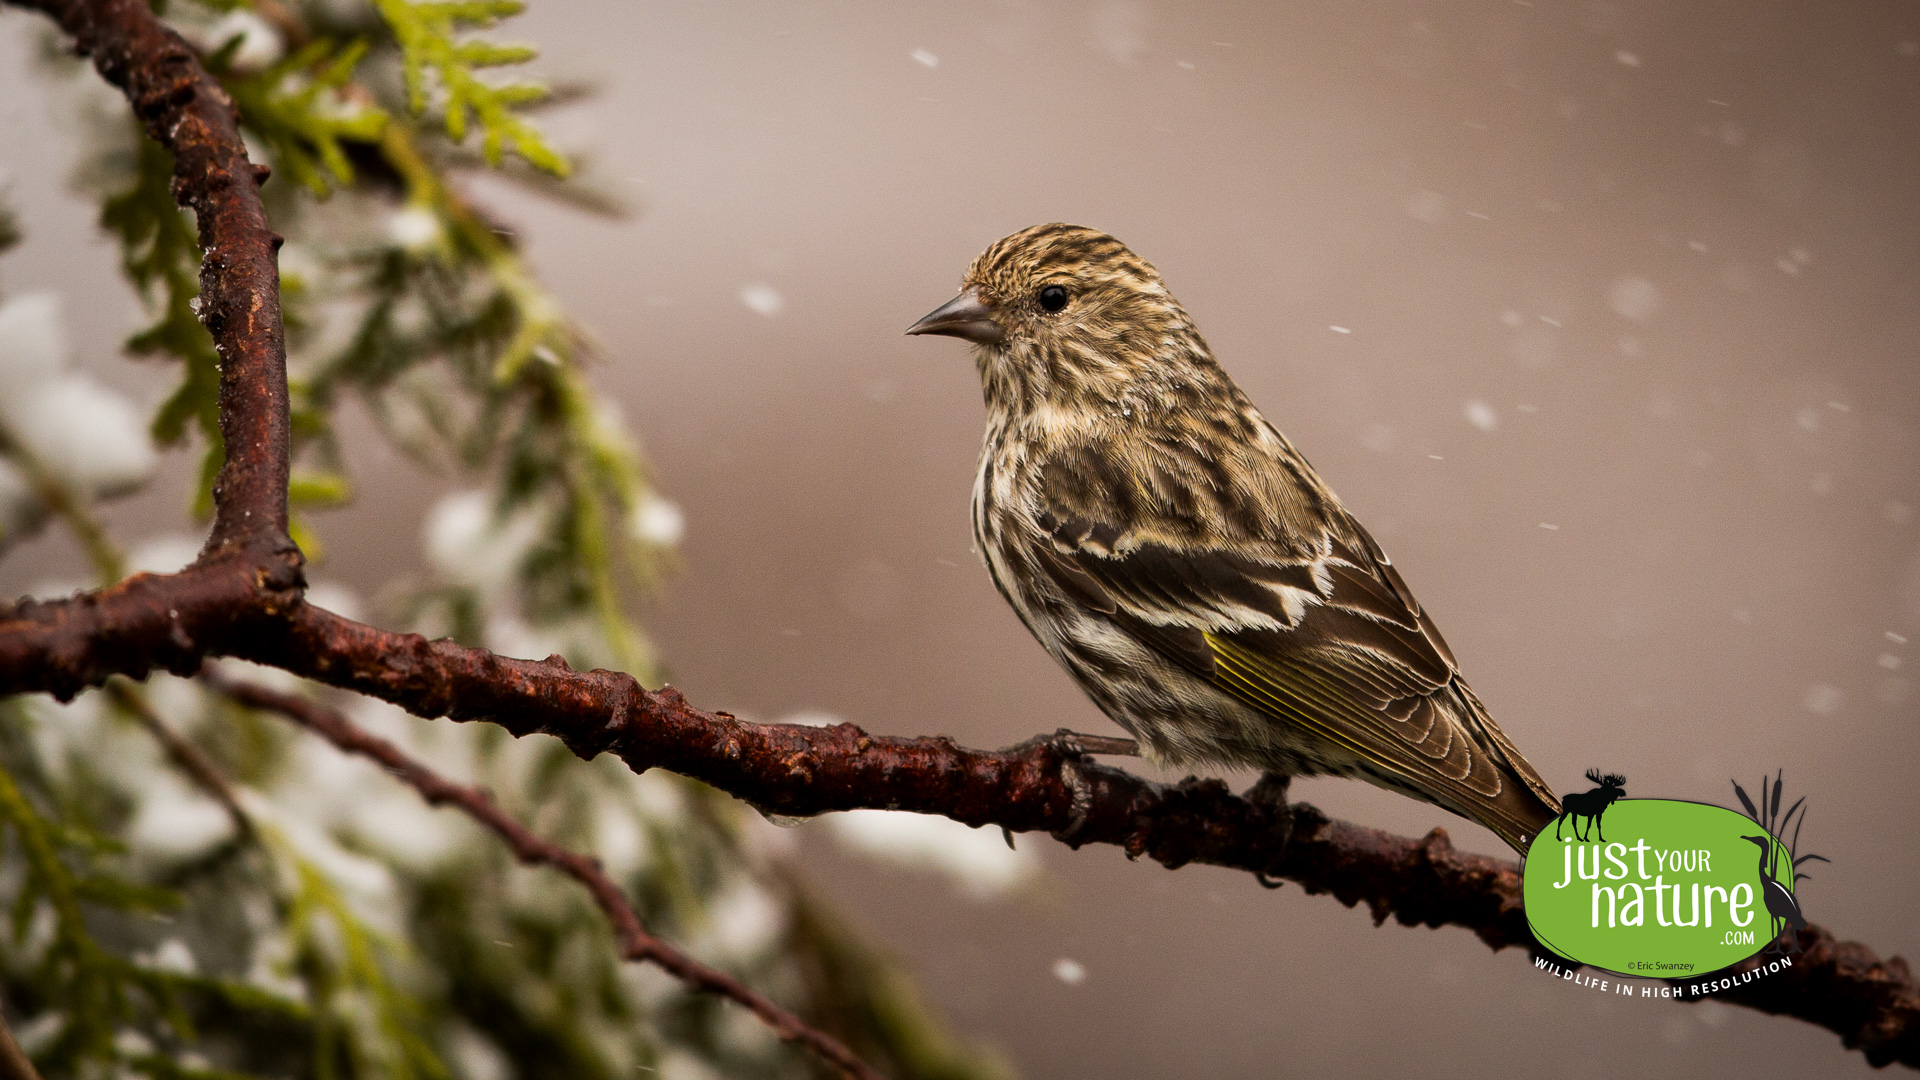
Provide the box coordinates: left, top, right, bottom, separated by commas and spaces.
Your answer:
1246, 772, 1296, 888
1052, 753, 1098, 846
1011, 728, 1139, 759
1010, 731, 1128, 846
1010, 730, 1136, 845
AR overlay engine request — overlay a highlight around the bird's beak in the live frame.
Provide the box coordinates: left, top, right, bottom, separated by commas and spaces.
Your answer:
905, 287, 1005, 345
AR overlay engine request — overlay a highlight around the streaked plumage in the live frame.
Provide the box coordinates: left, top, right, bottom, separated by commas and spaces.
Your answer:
909, 223, 1560, 853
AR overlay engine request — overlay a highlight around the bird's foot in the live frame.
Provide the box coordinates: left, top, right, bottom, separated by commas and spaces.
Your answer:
1010, 728, 1139, 758
1011, 729, 1131, 846
1244, 772, 1295, 889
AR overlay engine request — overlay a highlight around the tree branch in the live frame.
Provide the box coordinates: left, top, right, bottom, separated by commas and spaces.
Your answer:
12, 0, 291, 555
205, 673, 883, 1080
0, 548, 301, 699
0, 0, 304, 699
249, 605, 1917, 1067
0, 0, 1913, 1071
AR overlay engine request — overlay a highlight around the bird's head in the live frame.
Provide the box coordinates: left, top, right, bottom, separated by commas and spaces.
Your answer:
907, 223, 1217, 417
1741, 834, 1772, 850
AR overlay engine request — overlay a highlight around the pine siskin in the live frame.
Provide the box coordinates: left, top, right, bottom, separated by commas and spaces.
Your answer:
908, 223, 1561, 854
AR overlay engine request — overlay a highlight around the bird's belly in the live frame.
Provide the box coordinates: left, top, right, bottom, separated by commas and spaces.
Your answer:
971, 450, 1363, 780
1005, 575, 1365, 780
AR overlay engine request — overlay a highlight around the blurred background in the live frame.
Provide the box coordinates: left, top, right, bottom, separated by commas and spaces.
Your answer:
4, 0, 1917, 1076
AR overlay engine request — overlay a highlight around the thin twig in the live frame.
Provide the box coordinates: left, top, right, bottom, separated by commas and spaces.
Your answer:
0, 430, 124, 585
0, 999, 45, 1080
204, 673, 884, 1080
104, 677, 249, 837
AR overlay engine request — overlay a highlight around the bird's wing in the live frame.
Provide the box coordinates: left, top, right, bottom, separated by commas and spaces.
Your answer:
1028, 458, 1559, 845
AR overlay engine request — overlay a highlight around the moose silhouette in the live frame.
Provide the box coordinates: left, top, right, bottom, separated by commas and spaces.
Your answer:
1554, 769, 1627, 843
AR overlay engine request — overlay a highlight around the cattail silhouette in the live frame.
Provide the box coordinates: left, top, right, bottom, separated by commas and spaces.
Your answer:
1731, 771, 1828, 955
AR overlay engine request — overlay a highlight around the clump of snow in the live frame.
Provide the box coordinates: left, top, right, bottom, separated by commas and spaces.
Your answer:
444, 1025, 512, 1080
1052, 957, 1087, 985
386, 206, 442, 252
127, 535, 204, 576
483, 613, 603, 663
1463, 399, 1498, 432
7, 378, 158, 495
910, 48, 939, 68
206, 10, 285, 69
129, 772, 237, 860
701, 880, 786, 962
273, 703, 476, 873
303, 580, 365, 623
249, 795, 403, 933
425, 490, 545, 593
115, 1030, 156, 1057
658, 1051, 729, 1080
593, 802, 652, 881
0, 293, 157, 499
629, 493, 685, 546
827, 809, 1038, 898
141, 938, 199, 976
0, 293, 67, 385
630, 769, 686, 820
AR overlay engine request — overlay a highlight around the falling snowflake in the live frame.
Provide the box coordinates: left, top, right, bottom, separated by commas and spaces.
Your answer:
740, 284, 785, 316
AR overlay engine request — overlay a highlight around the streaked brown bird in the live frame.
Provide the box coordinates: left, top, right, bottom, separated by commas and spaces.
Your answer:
908, 223, 1560, 854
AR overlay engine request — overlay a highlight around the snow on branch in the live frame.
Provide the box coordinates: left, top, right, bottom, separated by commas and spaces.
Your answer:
207, 672, 882, 1080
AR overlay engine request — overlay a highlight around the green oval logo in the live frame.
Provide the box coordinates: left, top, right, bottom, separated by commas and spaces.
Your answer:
1524, 799, 1796, 978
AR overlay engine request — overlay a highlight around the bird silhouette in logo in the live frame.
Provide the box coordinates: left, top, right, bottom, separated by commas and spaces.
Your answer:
1731, 771, 1828, 956
1740, 834, 1808, 955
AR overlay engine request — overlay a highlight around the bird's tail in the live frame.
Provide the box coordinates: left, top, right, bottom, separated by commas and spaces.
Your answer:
1472, 768, 1562, 856
1451, 683, 1561, 855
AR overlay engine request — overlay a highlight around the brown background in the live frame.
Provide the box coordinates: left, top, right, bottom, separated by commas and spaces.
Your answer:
4, 1, 1918, 1076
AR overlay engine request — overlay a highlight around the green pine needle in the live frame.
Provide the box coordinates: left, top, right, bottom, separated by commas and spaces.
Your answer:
372, 0, 570, 175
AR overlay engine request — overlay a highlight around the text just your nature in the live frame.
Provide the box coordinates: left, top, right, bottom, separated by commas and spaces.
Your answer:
1552, 837, 1757, 954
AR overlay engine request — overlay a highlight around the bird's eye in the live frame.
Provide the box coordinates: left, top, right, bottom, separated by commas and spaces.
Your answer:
1037, 285, 1069, 313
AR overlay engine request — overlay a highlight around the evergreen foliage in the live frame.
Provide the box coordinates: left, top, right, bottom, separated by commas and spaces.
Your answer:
0, 2, 1016, 1076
